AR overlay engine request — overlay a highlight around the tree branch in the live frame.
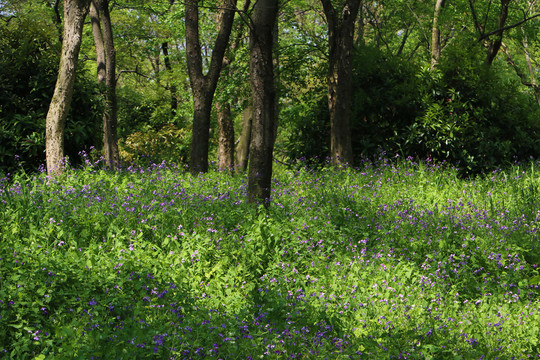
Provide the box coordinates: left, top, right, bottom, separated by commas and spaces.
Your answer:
479, 13, 540, 40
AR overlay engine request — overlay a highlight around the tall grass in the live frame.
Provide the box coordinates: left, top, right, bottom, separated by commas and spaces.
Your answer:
1, 158, 539, 359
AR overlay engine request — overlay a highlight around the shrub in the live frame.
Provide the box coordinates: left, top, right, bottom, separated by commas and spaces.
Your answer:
118, 123, 191, 166
407, 49, 540, 174
0, 18, 102, 175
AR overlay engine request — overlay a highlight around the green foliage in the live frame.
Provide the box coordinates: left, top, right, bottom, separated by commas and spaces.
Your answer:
350, 44, 423, 157
118, 123, 191, 166
281, 94, 330, 166
0, 18, 103, 175
1, 160, 540, 357
406, 47, 540, 173
283, 42, 540, 174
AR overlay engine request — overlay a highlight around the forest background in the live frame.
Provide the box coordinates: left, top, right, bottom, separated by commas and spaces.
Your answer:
1, 0, 540, 180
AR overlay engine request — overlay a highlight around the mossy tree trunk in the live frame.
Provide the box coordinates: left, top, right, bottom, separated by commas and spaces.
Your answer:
45, 0, 90, 175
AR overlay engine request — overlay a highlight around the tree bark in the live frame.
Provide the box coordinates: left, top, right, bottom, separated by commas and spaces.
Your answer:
320, 0, 361, 166
216, 102, 235, 171
90, 1, 105, 83
95, 0, 119, 168
247, 0, 279, 206
161, 0, 178, 114
186, 0, 237, 174
90, 0, 119, 168
430, 0, 446, 69
215, 0, 251, 172
236, 105, 252, 172
45, 0, 90, 175
469, 0, 513, 66
501, 41, 540, 104
522, 30, 540, 104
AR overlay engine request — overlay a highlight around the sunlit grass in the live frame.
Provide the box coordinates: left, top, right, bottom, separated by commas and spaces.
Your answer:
1, 157, 539, 359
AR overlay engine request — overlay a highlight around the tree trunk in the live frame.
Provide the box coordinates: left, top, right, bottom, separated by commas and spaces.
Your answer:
90, 1, 105, 83
162, 0, 178, 114
90, 0, 119, 168
247, 0, 279, 206
236, 105, 252, 172
485, 0, 511, 66
430, 0, 446, 69
190, 88, 213, 172
215, 0, 251, 172
321, 0, 361, 166
216, 102, 235, 171
162, 42, 178, 113
96, 0, 119, 168
45, 0, 90, 175
186, 0, 237, 174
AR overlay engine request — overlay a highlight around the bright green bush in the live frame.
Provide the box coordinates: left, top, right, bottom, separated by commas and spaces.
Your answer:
118, 123, 191, 166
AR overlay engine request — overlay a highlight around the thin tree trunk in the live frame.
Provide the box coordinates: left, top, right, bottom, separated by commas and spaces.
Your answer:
50, 0, 63, 43
162, 42, 178, 113
321, 0, 361, 166
247, 0, 279, 206
161, 0, 178, 114
216, 102, 235, 171
236, 105, 252, 172
45, 0, 90, 175
215, 0, 250, 172
96, 0, 119, 168
186, 0, 237, 174
90, 1, 105, 83
431, 0, 446, 69
90, 0, 119, 168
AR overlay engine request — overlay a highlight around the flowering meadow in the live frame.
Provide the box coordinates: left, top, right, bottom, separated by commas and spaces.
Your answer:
1, 157, 540, 359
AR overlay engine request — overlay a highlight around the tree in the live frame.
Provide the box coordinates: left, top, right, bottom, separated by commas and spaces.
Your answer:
320, 0, 361, 166
246, 0, 279, 206
472, 0, 513, 65
90, 0, 119, 168
185, 0, 237, 174
215, 0, 251, 172
431, 0, 446, 68
468, 0, 539, 66
45, 0, 91, 174
161, 0, 178, 114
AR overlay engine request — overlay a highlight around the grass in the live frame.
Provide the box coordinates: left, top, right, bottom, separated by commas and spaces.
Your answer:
1, 156, 539, 359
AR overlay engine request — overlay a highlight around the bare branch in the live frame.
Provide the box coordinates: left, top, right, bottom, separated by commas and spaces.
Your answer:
479, 13, 540, 40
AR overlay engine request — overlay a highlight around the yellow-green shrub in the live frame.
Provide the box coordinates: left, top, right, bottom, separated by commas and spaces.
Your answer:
119, 124, 191, 166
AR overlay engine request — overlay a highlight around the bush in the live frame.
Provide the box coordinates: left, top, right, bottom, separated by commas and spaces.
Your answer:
0, 18, 102, 175
118, 123, 191, 167
280, 95, 330, 167
350, 44, 423, 158
281, 42, 540, 174
406, 48, 540, 174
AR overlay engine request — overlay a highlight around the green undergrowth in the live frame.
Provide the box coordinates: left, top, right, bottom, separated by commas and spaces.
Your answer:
1, 159, 539, 359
